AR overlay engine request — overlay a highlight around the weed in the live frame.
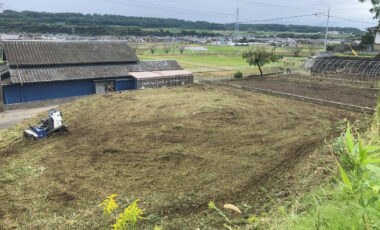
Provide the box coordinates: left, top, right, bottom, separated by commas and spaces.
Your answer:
338, 122, 380, 228
112, 199, 144, 230
99, 194, 119, 229
208, 201, 231, 223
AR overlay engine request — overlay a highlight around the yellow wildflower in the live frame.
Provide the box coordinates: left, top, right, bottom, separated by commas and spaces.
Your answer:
98, 194, 118, 215
113, 199, 145, 230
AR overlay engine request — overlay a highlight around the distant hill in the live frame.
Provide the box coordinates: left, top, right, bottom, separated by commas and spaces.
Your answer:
0, 10, 364, 36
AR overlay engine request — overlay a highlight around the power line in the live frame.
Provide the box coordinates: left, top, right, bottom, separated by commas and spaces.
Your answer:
239, 12, 325, 24
98, 0, 235, 18
321, 13, 378, 25
234, 0, 324, 12
98, 0, 377, 27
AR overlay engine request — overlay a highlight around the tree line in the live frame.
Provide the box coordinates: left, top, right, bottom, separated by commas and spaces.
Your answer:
0, 10, 364, 36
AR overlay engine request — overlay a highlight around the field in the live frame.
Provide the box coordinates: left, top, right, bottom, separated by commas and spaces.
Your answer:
225, 77, 379, 108
138, 45, 312, 79
0, 84, 371, 229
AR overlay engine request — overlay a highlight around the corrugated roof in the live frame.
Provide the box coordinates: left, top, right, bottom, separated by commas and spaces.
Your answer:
2, 40, 139, 66
126, 60, 184, 72
7, 60, 189, 84
10, 64, 130, 83
0, 63, 8, 74
130, 70, 193, 80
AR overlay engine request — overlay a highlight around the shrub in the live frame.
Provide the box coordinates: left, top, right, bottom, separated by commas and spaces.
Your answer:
234, 71, 243, 79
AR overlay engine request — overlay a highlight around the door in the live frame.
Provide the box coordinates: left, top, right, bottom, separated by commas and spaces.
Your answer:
95, 81, 115, 94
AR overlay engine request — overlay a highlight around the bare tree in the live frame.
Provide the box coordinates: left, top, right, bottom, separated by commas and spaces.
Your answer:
163, 43, 172, 54
177, 43, 187, 54
293, 43, 302, 57
308, 43, 317, 56
149, 44, 157, 54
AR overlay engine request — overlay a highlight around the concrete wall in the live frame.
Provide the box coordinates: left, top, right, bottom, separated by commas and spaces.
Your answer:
136, 75, 194, 89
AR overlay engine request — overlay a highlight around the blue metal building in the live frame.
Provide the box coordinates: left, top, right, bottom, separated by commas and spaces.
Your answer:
0, 40, 193, 105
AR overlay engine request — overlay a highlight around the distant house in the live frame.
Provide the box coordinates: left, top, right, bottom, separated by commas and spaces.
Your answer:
0, 40, 193, 105
0, 34, 21, 41
368, 26, 380, 51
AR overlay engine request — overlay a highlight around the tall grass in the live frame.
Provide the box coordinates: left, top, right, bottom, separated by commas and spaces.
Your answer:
273, 83, 380, 230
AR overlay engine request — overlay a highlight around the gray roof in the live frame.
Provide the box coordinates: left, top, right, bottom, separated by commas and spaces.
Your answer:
0, 63, 8, 74
126, 60, 183, 72
2, 40, 139, 67
8, 60, 185, 83
10, 64, 130, 84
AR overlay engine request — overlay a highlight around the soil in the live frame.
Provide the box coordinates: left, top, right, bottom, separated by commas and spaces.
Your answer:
227, 77, 378, 108
0, 84, 372, 229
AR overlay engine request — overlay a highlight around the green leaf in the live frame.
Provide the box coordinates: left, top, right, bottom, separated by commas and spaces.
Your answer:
340, 167, 352, 191
367, 196, 378, 206
359, 142, 368, 163
365, 146, 380, 153
345, 122, 354, 153
369, 152, 380, 158
362, 159, 380, 165
366, 165, 380, 175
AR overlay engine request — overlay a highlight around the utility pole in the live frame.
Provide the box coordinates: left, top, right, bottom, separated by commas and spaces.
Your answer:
234, 7, 239, 42
324, 0, 332, 52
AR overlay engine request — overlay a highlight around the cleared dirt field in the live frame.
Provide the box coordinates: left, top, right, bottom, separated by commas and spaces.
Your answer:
0, 84, 370, 229
227, 77, 378, 109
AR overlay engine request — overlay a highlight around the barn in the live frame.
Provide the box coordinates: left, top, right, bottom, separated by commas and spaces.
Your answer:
0, 40, 193, 105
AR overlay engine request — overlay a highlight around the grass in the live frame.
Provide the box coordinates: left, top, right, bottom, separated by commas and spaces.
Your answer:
259, 83, 380, 230
138, 45, 310, 79
0, 84, 371, 229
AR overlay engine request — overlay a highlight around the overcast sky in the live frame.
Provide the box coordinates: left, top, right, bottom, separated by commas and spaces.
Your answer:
2, 0, 378, 29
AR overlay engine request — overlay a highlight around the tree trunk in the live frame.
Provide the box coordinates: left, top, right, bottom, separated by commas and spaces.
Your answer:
258, 64, 263, 77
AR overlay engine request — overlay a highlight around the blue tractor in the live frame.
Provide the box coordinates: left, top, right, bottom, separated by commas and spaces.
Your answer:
23, 109, 68, 140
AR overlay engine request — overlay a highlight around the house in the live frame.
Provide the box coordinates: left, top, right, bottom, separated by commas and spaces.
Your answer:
0, 34, 21, 41
0, 40, 193, 106
368, 26, 380, 51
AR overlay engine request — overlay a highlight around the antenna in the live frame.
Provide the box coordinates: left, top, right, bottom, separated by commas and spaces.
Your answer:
324, 0, 332, 52
234, 7, 239, 42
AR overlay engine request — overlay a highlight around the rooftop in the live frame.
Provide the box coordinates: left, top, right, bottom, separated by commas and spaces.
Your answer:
2, 40, 139, 67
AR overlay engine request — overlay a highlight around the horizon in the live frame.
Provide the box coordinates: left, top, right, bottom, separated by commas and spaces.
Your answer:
1, 0, 379, 30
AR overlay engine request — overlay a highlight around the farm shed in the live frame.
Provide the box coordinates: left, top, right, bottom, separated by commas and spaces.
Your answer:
0, 40, 193, 105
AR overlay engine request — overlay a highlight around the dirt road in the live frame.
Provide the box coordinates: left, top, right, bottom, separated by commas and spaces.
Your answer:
0, 106, 56, 130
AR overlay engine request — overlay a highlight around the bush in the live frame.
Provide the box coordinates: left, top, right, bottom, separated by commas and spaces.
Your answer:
234, 71, 243, 79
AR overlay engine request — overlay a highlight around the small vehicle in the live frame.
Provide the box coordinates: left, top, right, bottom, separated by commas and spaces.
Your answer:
23, 109, 68, 140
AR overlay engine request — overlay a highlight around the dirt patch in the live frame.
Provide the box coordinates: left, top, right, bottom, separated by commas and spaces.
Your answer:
48, 192, 75, 203
0, 84, 370, 229
227, 77, 378, 108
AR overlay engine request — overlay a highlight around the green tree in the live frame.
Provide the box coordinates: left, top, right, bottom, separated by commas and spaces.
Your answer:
242, 48, 281, 77
361, 32, 375, 45
359, 0, 380, 19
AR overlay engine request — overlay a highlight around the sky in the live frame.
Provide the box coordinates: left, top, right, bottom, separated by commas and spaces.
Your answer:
1, 0, 379, 30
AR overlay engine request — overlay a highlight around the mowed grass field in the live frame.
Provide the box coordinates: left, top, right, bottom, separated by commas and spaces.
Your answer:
138, 45, 311, 79
0, 84, 369, 229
